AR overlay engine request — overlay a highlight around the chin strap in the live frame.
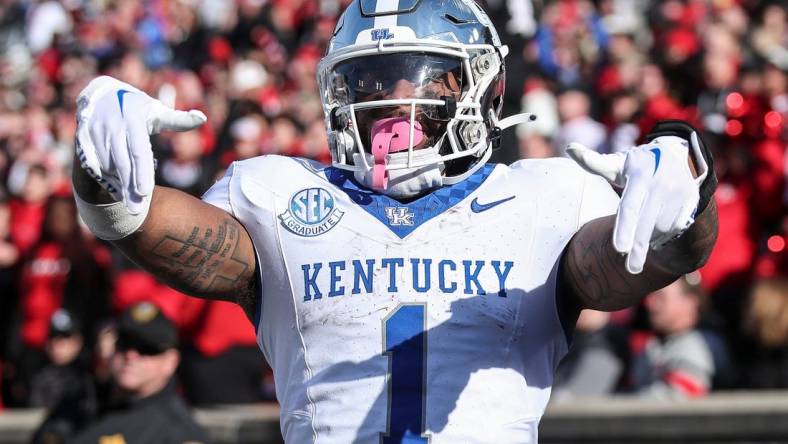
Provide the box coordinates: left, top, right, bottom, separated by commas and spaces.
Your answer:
486, 112, 537, 149
496, 113, 538, 130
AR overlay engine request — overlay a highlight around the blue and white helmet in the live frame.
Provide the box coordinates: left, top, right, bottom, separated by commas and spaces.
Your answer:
318, 0, 533, 198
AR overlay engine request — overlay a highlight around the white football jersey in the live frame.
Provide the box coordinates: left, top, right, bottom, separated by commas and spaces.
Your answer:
202, 155, 618, 444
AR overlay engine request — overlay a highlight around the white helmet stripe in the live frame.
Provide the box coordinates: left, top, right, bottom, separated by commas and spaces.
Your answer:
373, 0, 399, 30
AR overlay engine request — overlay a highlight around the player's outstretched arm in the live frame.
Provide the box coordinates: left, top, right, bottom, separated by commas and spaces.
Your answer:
119, 187, 256, 307
561, 202, 717, 311
72, 76, 257, 315
561, 121, 719, 311
73, 166, 257, 311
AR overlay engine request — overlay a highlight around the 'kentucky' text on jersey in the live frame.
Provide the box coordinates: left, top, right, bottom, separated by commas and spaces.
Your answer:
300, 258, 515, 300
202, 155, 618, 444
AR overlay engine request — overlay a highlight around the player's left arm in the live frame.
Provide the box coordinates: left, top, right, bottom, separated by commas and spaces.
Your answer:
560, 121, 719, 312
561, 202, 717, 311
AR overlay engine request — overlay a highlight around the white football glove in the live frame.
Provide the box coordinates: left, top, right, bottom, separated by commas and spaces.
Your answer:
75, 76, 207, 215
567, 134, 709, 274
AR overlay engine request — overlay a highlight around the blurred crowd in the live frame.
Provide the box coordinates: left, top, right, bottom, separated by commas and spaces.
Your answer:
0, 0, 785, 427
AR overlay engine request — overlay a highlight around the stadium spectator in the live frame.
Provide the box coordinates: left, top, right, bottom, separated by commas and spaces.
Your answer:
521, 78, 560, 133
156, 129, 215, 197
0, 196, 19, 360
178, 299, 272, 405
300, 119, 332, 165
518, 132, 555, 160
604, 89, 642, 153
29, 309, 92, 410
553, 309, 627, 399
751, 3, 788, 68
109, 259, 270, 405
739, 278, 788, 389
0, 193, 9, 409
5, 190, 110, 406
70, 302, 208, 444
31, 309, 97, 444
631, 277, 717, 398
225, 114, 268, 164
636, 63, 691, 134
18, 190, 111, 353
8, 164, 50, 256
28, 309, 96, 444
553, 88, 608, 155
534, 0, 607, 88
90, 321, 117, 413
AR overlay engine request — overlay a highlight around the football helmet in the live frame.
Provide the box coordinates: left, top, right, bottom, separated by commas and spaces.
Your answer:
318, 0, 534, 198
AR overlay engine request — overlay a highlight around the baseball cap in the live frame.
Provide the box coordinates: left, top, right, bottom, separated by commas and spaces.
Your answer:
116, 302, 178, 356
49, 309, 81, 338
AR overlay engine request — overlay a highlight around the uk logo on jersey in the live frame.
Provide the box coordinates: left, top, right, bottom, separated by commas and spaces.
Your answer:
279, 188, 345, 237
385, 207, 414, 226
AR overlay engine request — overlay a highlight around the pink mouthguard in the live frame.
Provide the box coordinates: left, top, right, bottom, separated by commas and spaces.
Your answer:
369, 117, 425, 190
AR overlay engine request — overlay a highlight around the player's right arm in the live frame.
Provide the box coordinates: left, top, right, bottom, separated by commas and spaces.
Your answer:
72, 76, 257, 315
559, 121, 719, 313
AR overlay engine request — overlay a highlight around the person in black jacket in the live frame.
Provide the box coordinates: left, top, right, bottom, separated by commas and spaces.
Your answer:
29, 309, 94, 410
69, 302, 208, 444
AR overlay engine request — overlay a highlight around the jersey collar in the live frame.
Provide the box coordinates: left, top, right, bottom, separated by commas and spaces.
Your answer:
325, 164, 496, 238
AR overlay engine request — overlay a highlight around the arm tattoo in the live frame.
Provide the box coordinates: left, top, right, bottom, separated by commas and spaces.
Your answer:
83, 183, 259, 317
565, 227, 629, 305
563, 217, 659, 311
116, 199, 258, 315
149, 219, 249, 293
562, 201, 718, 311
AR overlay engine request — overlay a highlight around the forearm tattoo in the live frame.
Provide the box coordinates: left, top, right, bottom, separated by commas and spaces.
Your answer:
149, 219, 249, 293
565, 225, 638, 307
564, 202, 718, 311
118, 214, 257, 313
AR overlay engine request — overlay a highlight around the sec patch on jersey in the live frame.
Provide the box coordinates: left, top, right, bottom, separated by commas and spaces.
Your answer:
278, 187, 345, 237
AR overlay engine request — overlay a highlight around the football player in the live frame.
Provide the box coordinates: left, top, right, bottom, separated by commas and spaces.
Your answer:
71, 0, 718, 442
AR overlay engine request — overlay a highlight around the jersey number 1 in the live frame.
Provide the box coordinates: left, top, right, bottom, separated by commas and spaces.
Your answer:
382, 304, 429, 444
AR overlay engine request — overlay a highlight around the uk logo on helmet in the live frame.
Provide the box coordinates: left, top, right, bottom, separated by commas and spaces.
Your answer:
371, 28, 394, 41
279, 188, 345, 237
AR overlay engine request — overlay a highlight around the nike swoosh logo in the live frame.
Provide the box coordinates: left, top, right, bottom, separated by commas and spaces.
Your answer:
116, 89, 131, 116
650, 148, 661, 175
471, 195, 516, 213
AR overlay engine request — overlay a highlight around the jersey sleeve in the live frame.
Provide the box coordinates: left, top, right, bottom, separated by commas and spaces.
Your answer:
508, 158, 619, 229
201, 163, 236, 214
578, 173, 619, 227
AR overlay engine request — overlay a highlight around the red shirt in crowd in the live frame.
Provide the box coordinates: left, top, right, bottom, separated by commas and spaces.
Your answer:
113, 270, 257, 357
9, 199, 46, 257
700, 182, 756, 293
19, 242, 111, 349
